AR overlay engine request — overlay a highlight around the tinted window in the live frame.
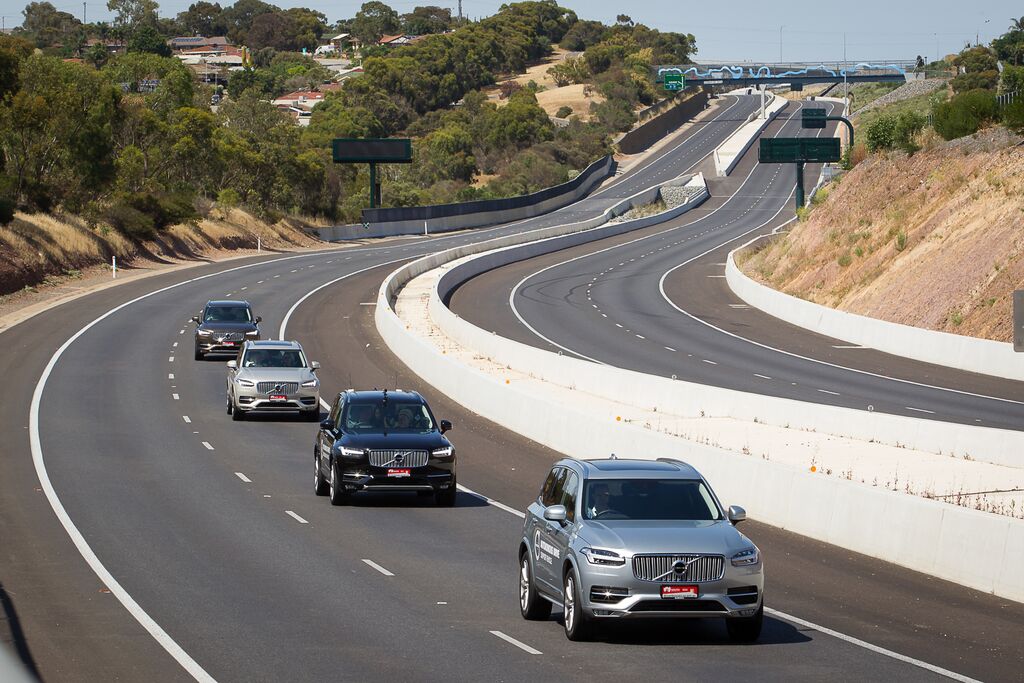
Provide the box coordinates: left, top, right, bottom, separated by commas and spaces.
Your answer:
581, 479, 722, 521
241, 349, 306, 368
329, 397, 342, 430
341, 400, 435, 433
561, 471, 579, 522
205, 306, 252, 323
541, 467, 566, 507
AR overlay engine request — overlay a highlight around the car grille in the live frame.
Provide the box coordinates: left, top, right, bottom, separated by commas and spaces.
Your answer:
216, 332, 244, 341
632, 554, 725, 583
257, 381, 299, 394
368, 449, 428, 468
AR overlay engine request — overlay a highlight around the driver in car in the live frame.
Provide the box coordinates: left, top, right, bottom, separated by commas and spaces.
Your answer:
586, 483, 612, 519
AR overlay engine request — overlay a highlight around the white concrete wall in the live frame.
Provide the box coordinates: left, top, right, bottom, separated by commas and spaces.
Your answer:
714, 93, 787, 176
375, 225, 1024, 603
725, 240, 1024, 382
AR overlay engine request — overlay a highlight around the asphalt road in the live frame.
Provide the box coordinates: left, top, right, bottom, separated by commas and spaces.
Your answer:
451, 102, 1024, 431
2, 95, 1022, 683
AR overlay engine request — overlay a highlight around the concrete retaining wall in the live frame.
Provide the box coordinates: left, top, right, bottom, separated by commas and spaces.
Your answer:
314, 155, 615, 241
726, 240, 1024, 382
374, 203, 1024, 603
618, 90, 711, 155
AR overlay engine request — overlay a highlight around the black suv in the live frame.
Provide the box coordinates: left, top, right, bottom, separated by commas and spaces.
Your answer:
193, 300, 261, 359
314, 390, 457, 506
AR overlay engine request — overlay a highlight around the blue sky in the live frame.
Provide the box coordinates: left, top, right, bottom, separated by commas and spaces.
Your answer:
2, 0, 1019, 64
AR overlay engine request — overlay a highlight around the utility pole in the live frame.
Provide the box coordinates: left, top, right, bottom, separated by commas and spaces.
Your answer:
83, 1, 86, 24
457, 0, 462, 24
843, 32, 848, 103
779, 25, 784, 64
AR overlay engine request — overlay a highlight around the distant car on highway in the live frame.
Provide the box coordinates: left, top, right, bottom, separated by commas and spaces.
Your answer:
314, 389, 456, 506
519, 458, 764, 642
226, 340, 320, 421
193, 300, 261, 359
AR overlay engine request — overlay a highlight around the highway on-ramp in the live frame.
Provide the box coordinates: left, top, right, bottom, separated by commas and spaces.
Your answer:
1, 95, 1021, 682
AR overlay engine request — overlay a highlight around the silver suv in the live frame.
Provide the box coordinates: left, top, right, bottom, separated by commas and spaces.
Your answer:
519, 458, 764, 642
226, 340, 321, 421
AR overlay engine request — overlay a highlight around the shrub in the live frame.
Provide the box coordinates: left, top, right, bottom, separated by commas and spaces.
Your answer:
217, 188, 242, 208
1002, 99, 1024, 134
932, 89, 999, 140
498, 80, 523, 100
865, 111, 927, 153
895, 230, 907, 251
122, 192, 199, 229
105, 203, 155, 239
555, 105, 573, 118
951, 70, 999, 94
837, 251, 852, 267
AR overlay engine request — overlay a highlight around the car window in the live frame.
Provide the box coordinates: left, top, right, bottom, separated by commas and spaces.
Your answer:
342, 401, 385, 432
561, 471, 579, 522
541, 467, 566, 507
205, 306, 252, 323
241, 349, 305, 368
328, 397, 342, 430
581, 479, 722, 521
382, 401, 434, 432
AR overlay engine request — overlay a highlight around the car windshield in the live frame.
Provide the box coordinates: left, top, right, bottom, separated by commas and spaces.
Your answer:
342, 400, 435, 433
241, 349, 306, 368
581, 479, 722, 521
205, 306, 252, 323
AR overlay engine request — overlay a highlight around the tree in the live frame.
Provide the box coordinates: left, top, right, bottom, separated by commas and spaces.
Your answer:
246, 12, 306, 51
616, 15, 633, 26
21, 1, 82, 48
401, 6, 451, 35
351, 1, 401, 44
176, 2, 226, 36
220, 0, 276, 45
0, 36, 34, 99
560, 20, 607, 51
127, 24, 171, 56
85, 41, 111, 68
106, 0, 160, 28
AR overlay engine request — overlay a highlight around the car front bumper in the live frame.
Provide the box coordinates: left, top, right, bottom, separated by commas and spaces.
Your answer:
578, 560, 764, 619
336, 462, 456, 493
234, 388, 320, 413
197, 334, 258, 354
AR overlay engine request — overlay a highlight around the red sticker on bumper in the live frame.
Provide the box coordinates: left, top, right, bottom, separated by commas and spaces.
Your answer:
661, 585, 699, 599
387, 468, 411, 477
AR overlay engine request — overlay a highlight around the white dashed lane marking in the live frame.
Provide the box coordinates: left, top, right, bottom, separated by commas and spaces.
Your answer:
172, 394, 179, 400
905, 406, 936, 414
817, 389, 841, 396
754, 374, 772, 380
182, 416, 191, 423
702, 359, 717, 365
168, 373, 174, 379
235, 472, 251, 483
285, 510, 308, 524
362, 559, 394, 576
201, 441, 215, 451
490, 631, 542, 656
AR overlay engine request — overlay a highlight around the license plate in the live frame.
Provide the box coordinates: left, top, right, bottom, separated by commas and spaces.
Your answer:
387, 468, 411, 478
269, 394, 287, 401
661, 585, 699, 599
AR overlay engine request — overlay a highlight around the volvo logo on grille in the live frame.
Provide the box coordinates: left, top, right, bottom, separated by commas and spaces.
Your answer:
673, 557, 699, 575
274, 385, 283, 393
394, 452, 406, 464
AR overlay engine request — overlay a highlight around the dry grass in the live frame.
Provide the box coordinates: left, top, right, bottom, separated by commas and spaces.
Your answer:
485, 49, 605, 121
740, 127, 1024, 342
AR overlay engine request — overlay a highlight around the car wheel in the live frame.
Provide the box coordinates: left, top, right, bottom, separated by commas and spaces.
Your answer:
226, 393, 232, 415
435, 478, 456, 507
231, 396, 244, 421
313, 453, 328, 496
520, 552, 552, 621
328, 459, 350, 506
726, 602, 763, 643
194, 345, 203, 361
305, 408, 320, 422
562, 568, 593, 641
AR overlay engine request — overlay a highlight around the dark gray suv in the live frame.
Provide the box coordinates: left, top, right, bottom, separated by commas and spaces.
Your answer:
193, 300, 261, 359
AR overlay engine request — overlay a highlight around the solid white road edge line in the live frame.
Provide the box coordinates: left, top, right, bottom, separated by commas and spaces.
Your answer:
361, 559, 395, 576
764, 608, 981, 683
489, 630, 543, 655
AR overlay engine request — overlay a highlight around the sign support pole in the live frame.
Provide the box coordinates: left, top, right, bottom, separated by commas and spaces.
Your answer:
795, 161, 805, 210
369, 162, 378, 209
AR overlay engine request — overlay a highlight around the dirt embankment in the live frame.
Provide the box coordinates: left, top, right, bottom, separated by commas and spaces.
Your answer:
0, 207, 325, 298
738, 127, 1024, 342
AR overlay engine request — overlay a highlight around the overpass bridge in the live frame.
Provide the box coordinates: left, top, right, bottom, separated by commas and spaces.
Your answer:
655, 60, 916, 90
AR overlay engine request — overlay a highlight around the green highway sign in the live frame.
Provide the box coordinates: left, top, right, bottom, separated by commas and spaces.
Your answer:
759, 137, 841, 163
664, 72, 684, 91
332, 138, 413, 164
802, 107, 827, 129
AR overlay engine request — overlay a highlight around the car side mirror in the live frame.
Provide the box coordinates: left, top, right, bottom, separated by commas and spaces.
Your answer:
226, 360, 237, 370
439, 419, 452, 434
728, 505, 747, 524
256, 316, 262, 323
320, 419, 335, 431
543, 505, 567, 523
191, 315, 200, 324
310, 361, 320, 371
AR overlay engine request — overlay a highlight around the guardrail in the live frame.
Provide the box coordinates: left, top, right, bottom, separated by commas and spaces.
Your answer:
374, 174, 1024, 604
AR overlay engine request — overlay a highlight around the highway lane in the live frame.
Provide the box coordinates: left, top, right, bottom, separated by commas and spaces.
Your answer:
0, 96, 772, 679
450, 101, 1024, 431
12, 249, 971, 682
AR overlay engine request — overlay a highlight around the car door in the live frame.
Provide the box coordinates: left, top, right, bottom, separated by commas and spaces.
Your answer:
319, 396, 342, 471
534, 467, 567, 592
550, 470, 580, 591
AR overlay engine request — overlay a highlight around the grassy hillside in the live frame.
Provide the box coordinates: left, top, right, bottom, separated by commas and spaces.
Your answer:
738, 127, 1024, 342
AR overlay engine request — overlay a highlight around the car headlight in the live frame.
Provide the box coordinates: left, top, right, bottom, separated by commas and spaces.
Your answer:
301, 379, 318, 388
235, 378, 255, 387
731, 547, 760, 567
339, 446, 364, 457
197, 329, 212, 336
581, 547, 626, 566
431, 446, 453, 458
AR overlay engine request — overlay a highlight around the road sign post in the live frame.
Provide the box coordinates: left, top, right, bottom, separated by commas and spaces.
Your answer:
332, 138, 413, 210
801, 107, 855, 151
759, 138, 841, 209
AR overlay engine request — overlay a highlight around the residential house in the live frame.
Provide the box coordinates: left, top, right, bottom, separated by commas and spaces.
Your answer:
168, 36, 231, 54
